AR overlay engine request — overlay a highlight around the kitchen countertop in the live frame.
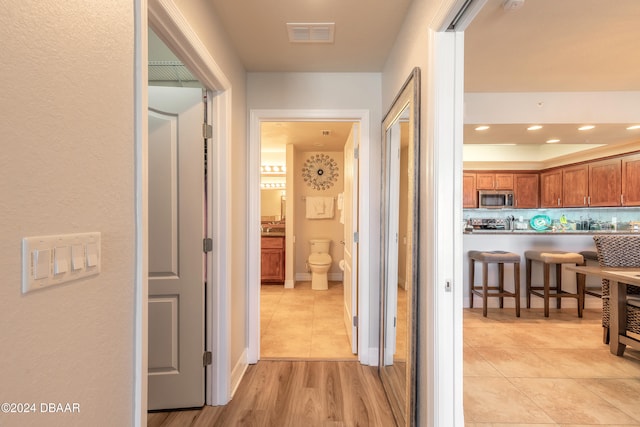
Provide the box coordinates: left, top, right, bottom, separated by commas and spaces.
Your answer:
261, 232, 285, 237
464, 229, 639, 235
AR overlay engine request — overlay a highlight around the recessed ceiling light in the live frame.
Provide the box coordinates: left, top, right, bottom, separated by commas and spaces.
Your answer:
578, 125, 595, 131
627, 125, 640, 130
546, 139, 561, 144
527, 125, 543, 131
475, 125, 490, 131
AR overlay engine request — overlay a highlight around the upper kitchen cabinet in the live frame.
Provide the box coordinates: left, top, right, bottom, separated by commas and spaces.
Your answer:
540, 169, 563, 208
562, 164, 589, 207
588, 158, 622, 207
476, 173, 513, 190
621, 153, 640, 206
513, 173, 539, 208
463, 173, 477, 208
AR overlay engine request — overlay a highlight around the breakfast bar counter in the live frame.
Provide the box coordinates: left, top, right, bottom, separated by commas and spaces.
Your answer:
463, 231, 640, 310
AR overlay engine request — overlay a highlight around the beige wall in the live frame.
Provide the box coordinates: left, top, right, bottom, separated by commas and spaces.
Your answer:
0, 1, 136, 425
294, 151, 345, 277
173, 0, 249, 378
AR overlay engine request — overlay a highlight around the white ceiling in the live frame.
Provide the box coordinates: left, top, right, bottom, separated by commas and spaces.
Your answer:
207, 0, 412, 72
261, 122, 355, 155
463, 0, 640, 157
152, 1, 640, 158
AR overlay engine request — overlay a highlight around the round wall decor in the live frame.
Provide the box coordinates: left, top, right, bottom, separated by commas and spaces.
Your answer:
301, 154, 339, 190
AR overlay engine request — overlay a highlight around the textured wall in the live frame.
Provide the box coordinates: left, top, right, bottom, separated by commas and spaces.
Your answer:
0, 1, 136, 426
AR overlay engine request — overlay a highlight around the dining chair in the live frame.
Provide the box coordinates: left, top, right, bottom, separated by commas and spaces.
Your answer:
592, 235, 640, 344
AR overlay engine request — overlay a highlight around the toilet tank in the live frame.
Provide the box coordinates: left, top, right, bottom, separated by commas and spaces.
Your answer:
309, 239, 331, 254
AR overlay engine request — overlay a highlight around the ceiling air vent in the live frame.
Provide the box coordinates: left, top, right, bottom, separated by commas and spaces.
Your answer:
286, 23, 335, 43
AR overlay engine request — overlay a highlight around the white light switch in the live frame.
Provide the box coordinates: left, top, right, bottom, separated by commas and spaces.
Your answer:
86, 243, 98, 267
22, 232, 101, 293
34, 249, 51, 279
54, 246, 70, 275
71, 244, 85, 271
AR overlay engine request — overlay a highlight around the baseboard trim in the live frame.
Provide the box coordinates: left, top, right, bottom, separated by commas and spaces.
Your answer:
229, 348, 249, 398
365, 347, 379, 366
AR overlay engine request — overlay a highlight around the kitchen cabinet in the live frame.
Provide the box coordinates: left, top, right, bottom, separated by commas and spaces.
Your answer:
622, 153, 640, 206
513, 173, 539, 208
562, 164, 589, 207
261, 236, 285, 282
540, 170, 563, 208
476, 173, 513, 190
589, 158, 622, 207
463, 173, 477, 208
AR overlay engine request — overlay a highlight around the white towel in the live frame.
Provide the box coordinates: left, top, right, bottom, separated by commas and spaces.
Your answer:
306, 196, 334, 219
337, 192, 344, 210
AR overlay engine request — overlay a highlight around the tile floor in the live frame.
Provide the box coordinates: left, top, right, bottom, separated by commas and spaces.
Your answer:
464, 307, 640, 426
260, 281, 357, 359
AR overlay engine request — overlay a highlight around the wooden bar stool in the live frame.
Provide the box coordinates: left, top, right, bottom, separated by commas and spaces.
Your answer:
525, 250, 585, 317
469, 250, 521, 317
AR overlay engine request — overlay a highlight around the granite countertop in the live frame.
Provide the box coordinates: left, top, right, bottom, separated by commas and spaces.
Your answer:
261, 232, 285, 237
464, 229, 640, 235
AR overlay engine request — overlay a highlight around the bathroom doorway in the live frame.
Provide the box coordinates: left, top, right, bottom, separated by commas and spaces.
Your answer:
259, 121, 357, 359
249, 110, 372, 364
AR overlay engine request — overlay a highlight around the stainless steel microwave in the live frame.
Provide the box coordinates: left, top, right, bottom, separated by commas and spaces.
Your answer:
478, 190, 514, 209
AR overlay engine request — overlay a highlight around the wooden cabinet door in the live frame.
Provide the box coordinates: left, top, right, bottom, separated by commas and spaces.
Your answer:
261, 249, 284, 281
476, 173, 495, 190
495, 173, 514, 189
261, 237, 285, 281
513, 173, 539, 208
562, 164, 589, 207
589, 158, 622, 206
463, 173, 477, 208
622, 153, 640, 206
540, 170, 563, 208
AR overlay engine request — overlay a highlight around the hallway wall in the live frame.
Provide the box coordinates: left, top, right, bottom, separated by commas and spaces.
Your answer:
0, 1, 136, 426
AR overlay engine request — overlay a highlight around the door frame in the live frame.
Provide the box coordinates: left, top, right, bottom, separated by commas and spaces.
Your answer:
427, 1, 486, 425
248, 109, 371, 364
135, 0, 233, 423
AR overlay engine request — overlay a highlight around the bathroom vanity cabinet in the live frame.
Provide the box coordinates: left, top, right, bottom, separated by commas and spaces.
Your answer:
261, 236, 285, 282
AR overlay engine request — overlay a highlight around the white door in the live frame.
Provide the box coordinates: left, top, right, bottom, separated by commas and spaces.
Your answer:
148, 86, 205, 410
383, 120, 401, 364
343, 123, 360, 353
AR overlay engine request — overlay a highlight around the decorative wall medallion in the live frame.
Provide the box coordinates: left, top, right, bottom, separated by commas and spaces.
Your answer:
301, 154, 339, 190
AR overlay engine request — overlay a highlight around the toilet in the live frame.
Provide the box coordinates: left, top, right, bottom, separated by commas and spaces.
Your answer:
308, 239, 332, 290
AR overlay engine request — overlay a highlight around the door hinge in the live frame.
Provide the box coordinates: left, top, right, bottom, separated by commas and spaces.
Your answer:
353, 315, 358, 327
202, 124, 213, 139
354, 147, 359, 160
203, 351, 212, 366
353, 232, 359, 244
203, 238, 213, 253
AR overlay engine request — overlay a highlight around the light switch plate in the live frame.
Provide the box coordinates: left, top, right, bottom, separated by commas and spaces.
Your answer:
22, 232, 101, 294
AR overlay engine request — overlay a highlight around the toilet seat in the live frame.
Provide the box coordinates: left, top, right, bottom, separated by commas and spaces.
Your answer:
308, 253, 331, 265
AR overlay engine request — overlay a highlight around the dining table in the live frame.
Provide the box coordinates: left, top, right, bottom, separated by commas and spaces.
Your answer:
566, 265, 640, 356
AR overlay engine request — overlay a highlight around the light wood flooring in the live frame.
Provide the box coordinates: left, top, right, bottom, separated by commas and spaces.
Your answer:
464, 307, 640, 426
147, 360, 396, 427
260, 281, 356, 359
